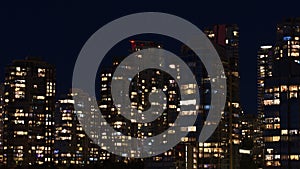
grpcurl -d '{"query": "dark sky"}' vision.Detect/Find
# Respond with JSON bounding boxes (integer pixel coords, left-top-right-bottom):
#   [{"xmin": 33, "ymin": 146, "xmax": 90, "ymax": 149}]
[{"xmin": 0, "ymin": 1, "xmax": 299, "ymax": 114}]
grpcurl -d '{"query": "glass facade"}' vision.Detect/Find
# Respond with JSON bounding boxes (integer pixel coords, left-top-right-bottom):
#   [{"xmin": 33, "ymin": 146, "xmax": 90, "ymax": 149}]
[{"xmin": 261, "ymin": 18, "xmax": 300, "ymax": 169}]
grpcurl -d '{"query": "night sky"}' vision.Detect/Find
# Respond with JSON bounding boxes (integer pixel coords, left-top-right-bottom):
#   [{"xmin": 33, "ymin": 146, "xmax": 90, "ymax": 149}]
[{"xmin": 0, "ymin": 1, "xmax": 300, "ymax": 115}]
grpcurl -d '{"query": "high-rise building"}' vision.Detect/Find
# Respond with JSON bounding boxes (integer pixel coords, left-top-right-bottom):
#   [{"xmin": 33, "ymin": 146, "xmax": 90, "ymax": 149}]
[
  {"xmin": 2, "ymin": 57, "xmax": 56, "ymax": 167},
  {"xmin": 54, "ymin": 93, "xmax": 88, "ymax": 166},
  {"xmin": 260, "ymin": 18, "xmax": 300, "ymax": 169},
  {"xmin": 99, "ymin": 40, "xmax": 199, "ymax": 169},
  {"xmin": 102, "ymin": 24, "xmax": 242, "ymax": 169},
  {"xmin": 258, "ymin": 45, "xmax": 273, "ymax": 114},
  {"xmin": 99, "ymin": 28, "xmax": 241, "ymax": 169},
  {"xmin": 257, "ymin": 45, "xmax": 273, "ymax": 168},
  {"xmin": 54, "ymin": 91, "xmax": 110, "ymax": 166},
  {"xmin": 197, "ymin": 24, "xmax": 241, "ymax": 169}
]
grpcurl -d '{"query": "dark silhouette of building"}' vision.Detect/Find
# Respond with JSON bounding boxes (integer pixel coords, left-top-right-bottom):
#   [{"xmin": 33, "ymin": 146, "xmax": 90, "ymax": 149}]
[{"xmin": 196, "ymin": 24, "xmax": 241, "ymax": 169}]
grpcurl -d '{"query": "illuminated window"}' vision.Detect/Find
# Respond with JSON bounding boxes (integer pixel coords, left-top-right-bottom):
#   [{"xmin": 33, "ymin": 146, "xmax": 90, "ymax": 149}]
[
  {"xmin": 264, "ymin": 136, "xmax": 280, "ymax": 142},
  {"xmin": 274, "ymin": 99, "xmax": 280, "ymax": 104},
  {"xmin": 265, "ymin": 124, "xmax": 273, "ymax": 129},
  {"xmin": 281, "ymin": 130, "xmax": 288, "ymax": 135},
  {"xmin": 233, "ymin": 31, "xmax": 238, "ymax": 36},
  {"xmin": 267, "ymin": 149, "xmax": 273, "ymax": 154},
  {"xmin": 15, "ymin": 91, "xmax": 25, "ymax": 99},
  {"xmin": 37, "ymin": 96, "xmax": 45, "ymax": 100},
  {"xmin": 289, "ymin": 130, "xmax": 298, "ymax": 135},
  {"xmin": 289, "ymin": 92, "xmax": 298, "ymax": 98},
  {"xmin": 273, "ymin": 136, "xmax": 280, "ymax": 141},
  {"xmin": 208, "ymin": 33, "xmax": 215, "ymax": 38},
  {"xmin": 265, "ymin": 155, "xmax": 273, "ymax": 160},
  {"xmin": 265, "ymin": 88, "xmax": 273, "ymax": 93},
  {"xmin": 274, "ymin": 124, "xmax": 280, "ymax": 129},
  {"xmin": 15, "ymin": 131, "xmax": 28, "ymax": 135},
  {"xmin": 38, "ymin": 68, "xmax": 46, "ymax": 77},
  {"xmin": 289, "ymin": 85, "xmax": 298, "ymax": 91},
  {"xmin": 264, "ymin": 100, "xmax": 280, "ymax": 105},
  {"xmin": 274, "ymin": 155, "xmax": 280, "ymax": 159},
  {"xmin": 281, "ymin": 85, "xmax": 288, "ymax": 92},
  {"xmin": 290, "ymin": 155, "xmax": 299, "ymax": 160},
  {"xmin": 16, "ymin": 67, "xmax": 21, "ymax": 71}
]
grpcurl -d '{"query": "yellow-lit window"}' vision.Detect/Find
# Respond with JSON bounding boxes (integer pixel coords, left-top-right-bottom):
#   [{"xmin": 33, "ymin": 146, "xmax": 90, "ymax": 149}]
[
  {"xmin": 15, "ymin": 131, "xmax": 28, "ymax": 135},
  {"xmin": 289, "ymin": 92, "xmax": 298, "ymax": 98},
  {"xmin": 281, "ymin": 85, "xmax": 288, "ymax": 92},
  {"xmin": 281, "ymin": 130, "xmax": 288, "ymax": 135},
  {"xmin": 265, "ymin": 155, "xmax": 273, "ymax": 160},
  {"xmin": 290, "ymin": 155, "xmax": 299, "ymax": 160},
  {"xmin": 273, "ymin": 136, "xmax": 280, "ymax": 142},
  {"xmin": 274, "ymin": 124, "xmax": 280, "ymax": 129},
  {"xmin": 264, "ymin": 100, "xmax": 274, "ymax": 105},
  {"xmin": 265, "ymin": 124, "xmax": 273, "ymax": 129},
  {"xmin": 265, "ymin": 88, "xmax": 273, "ymax": 93},
  {"xmin": 37, "ymin": 96, "xmax": 45, "ymax": 100}
]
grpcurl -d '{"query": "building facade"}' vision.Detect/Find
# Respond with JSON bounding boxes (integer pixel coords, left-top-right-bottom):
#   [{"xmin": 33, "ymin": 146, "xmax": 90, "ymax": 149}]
[
  {"xmin": 198, "ymin": 24, "xmax": 241, "ymax": 169},
  {"xmin": 98, "ymin": 24, "xmax": 242, "ymax": 168},
  {"xmin": 98, "ymin": 40, "xmax": 200, "ymax": 169},
  {"xmin": 260, "ymin": 18, "xmax": 300, "ymax": 169},
  {"xmin": 2, "ymin": 57, "xmax": 56, "ymax": 167},
  {"xmin": 239, "ymin": 113, "xmax": 262, "ymax": 169},
  {"xmin": 54, "ymin": 91, "xmax": 110, "ymax": 166}
]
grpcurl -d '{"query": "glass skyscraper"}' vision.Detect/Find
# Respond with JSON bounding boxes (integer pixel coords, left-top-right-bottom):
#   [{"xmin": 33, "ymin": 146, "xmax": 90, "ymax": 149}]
[{"xmin": 260, "ymin": 18, "xmax": 300, "ymax": 169}]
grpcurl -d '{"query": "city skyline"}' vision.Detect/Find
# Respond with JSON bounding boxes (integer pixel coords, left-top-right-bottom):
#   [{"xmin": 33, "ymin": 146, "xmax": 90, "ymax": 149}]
[
  {"xmin": 0, "ymin": 17, "xmax": 294, "ymax": 116},
  {"xmin": 2, "ymin": 2, "xmax": 300, "ymax": 169},
  {"xmin": 1, "ymin": 16, "xmax": 300, "ymax": 169},
  {"xmin": 0, "ymin": 22, "xmax": 241, "ymax": 168},
  {"xmin": 1, "ymin": 1, "xmax": 300, "ymax": 115}
]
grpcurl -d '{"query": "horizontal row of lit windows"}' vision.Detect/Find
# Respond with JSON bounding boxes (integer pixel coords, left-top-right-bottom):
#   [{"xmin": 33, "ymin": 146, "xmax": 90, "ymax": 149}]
[
  {"xmin": 265, "ymin": 123, "xmax": 280, "ymax": 129},
  {"xmin": 264, "ymin": 99, "xmax": 280, "ymax": 105},
  {"xmin": 264, "ymin": 136, "xmax": 280, "ymax": 142},
  {"xmin": 281, "ymin": 129, "xmax": 299, "ymax": 135},
  {"xmin": 199, "ymin": 148, "xmax": 223, "ymax": 153},
  {"xmin": 265, "ymin": 161, "xmax": 280, "ymax": 166},
  {"xmin": 265, "ymin": 155, "xmax": 300, "ymax": 162},
  {"xmin": 265, "ymin": 85, "xmax": 299, "ymax": 93},
  {"xmin": 265, "ymin": 117, "xmax": 280, "ymax": 123}
]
